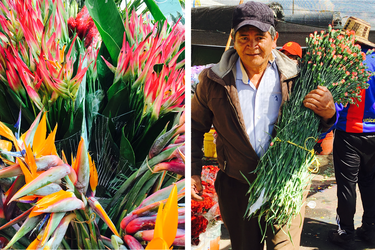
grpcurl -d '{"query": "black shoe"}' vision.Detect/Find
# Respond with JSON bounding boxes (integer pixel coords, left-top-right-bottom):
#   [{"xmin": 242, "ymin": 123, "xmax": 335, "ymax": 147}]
[
  {"xmin": 357, "ymin": 224, "xmax": 375, "ymax": 244},
  {"xmin": 328, "ymin": 229, "xmax": 355, "ymax": 250}
]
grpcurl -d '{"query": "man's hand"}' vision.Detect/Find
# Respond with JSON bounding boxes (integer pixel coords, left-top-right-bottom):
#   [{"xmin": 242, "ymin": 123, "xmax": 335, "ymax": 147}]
[
  {"xmin": 303, "ymin": 86, "xmax": 336, "ymax": 122},
  {"xmin": 191, "ymin": 175, "xmax": 204, "ymax": 202}
]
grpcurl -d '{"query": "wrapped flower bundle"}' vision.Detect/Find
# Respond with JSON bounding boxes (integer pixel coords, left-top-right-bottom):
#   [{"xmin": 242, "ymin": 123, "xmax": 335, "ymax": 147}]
[{"xmin": 245, "ymin": 25, "xmax": 374, "ymax": 237}]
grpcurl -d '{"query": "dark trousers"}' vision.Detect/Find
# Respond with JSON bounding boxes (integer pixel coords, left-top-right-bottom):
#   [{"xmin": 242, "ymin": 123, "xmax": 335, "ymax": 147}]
[
  {"xmin": 215, "ymin": 170, "xmax": 307, "ymax": 250},
  {"xmin": 333, "ymin": 130, "xmax": 375, "ymax": 235}
]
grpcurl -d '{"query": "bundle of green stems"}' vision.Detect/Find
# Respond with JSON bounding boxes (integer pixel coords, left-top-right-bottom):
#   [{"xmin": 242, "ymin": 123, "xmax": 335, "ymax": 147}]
[{"xmin": 245, "ymin": 25, "xmax": 373, "ymax": 239}]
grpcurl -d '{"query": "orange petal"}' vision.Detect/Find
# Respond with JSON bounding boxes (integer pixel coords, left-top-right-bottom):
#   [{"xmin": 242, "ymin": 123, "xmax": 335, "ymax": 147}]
[
  {"xmin": 161, "ymin": 184, "xmax": 178, "ymax": 247},
  {"xmin": 154, "ymin": 203, "xmax": 164, "ymax": 239},
  {"xmin": 18, "ymin": 195, "xmax": 39, "ymax": 202},
  {"xmin": 18, "ymin": 159, "xmax": 33, "ymax": 184},
  {"xmin": 30, "ymin": 190, "xmax": 74, "ymax": 217},
  {"xmin": 145, "ymin": 237, "xmax": 169, "ymax": 250},
  {"xmin": 0, "ymin": 140, "xmax": 12, "ymax": 151},
  {"xmin": 21, "ymin": 111, "xmax": 42, "ymax": 148},
  {"xmin": 24, "ymin": 144, "xmax": 37, "ymax": 178},
  {"xmin": 36, "ymin": 124, "xmax": 58, "ymax": 158},
  {"xmin": 88, "ymin": 153, "xmax": 98, "ymax": 192},
  {"xmin": 27, "ymin": 237, "xmax": 41, "ymax": 250},
  {"xmin": 0, "ymin": 121, "xmax": 19, "ymax": 151},
  {"xmin": 32, "ymin": 112, "xmax": 47, "ymax": 155},
  {"xmin": 61, "ymin": 150, "xmax": 68, "ymax": 164}
]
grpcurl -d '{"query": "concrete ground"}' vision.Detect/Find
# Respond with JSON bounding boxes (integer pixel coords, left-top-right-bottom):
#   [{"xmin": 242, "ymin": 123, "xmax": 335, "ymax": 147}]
[{"xmin": 218, "ymin": 154, "xmax": 375, "ymax": 250}]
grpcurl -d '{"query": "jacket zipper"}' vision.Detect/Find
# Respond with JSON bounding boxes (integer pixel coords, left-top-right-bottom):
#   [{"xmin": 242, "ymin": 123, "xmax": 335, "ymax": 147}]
[{"xmin": 224, "ymin": 90, "xmax": 253, "ymax": 170}]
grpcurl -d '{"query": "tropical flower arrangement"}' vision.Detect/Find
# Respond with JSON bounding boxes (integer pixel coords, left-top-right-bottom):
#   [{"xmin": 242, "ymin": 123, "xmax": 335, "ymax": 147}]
[
  {"xmin": 245, "ymin": 25, "xmax": 374, "ymax": 238},
  {"xmin": 0, "ymin": 112, "xmax": 121, "ymax": 249},
  {"xmin": 191, "ymin": 165, "xmax": 221, "ymax": 246},
  {"xmin": 0, "ymin": 0, "xmax": 185, "ymax": 248}
]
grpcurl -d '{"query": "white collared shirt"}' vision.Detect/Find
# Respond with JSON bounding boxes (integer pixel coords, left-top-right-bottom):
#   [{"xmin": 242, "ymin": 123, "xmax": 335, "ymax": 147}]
[{"xmin": 235, "ymin": 53, "xmax": 282, "ymax": 157}]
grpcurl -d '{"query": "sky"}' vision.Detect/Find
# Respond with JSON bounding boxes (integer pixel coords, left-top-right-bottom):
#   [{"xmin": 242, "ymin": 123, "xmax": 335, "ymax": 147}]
[{"xmin": 195, "ymin": 0, "xmax": 375, "ymax": 30}]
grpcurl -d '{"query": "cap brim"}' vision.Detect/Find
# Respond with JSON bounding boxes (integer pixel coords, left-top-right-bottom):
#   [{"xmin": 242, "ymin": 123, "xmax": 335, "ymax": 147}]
[
  {"xmin": 234, "ymin": 20, "xmax": 271, "ymax": 34},
  {"xmin": 356, "ymin": 36, "xmax": 375, "ymax": 48},
  {"xmin": 280, "ymin": 47, "xmax": 302, "ymax": 58},
  {"xmin": 340, "ymin": 30, "xmax": 375, "ymax": 48}
]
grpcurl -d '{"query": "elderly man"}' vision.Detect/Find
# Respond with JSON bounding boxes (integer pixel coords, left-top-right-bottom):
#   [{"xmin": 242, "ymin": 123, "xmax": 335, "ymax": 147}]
[{"xmin": 191, "ymin": 1, "xmax": 336, "ymax": 249}]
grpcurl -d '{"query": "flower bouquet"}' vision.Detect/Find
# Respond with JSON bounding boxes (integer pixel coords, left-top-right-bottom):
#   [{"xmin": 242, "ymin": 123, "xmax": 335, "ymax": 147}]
[
  {"xmin": 245, "ymin": 25, "xmax": 374, "ymax": 238},
  {"xmin": 191, "ymin": 165, "xmax": 221, "ymax": 246}
]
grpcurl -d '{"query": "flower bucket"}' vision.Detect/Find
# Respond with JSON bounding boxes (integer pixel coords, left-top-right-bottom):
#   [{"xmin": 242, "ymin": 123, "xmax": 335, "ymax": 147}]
[
  {"xmin": 316, "ymin": 131, "xmax": 334, "ymax": 155},
  {"xmin": 205, "ymin": 222, "xmax": 221, "ymax": 250},
  {"xmin": 204, "ymin": 128, "xmax": 217, "ymax": 158},
  {"xmin": 192, "ymin": 222, "xmax": 222, "ymax": 250}
]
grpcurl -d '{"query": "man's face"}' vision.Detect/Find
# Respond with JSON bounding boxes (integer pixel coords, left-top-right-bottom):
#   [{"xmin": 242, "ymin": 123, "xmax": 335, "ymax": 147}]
[{"xmin": 233, "ymin": 26, "xmax": 278, "ymax": 71}]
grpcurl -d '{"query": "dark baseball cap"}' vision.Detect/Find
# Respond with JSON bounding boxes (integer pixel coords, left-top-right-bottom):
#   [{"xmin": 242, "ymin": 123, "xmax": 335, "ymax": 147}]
[{"xmin": 232, "ymin": 1, "xmax": 275, "ymax": 34}]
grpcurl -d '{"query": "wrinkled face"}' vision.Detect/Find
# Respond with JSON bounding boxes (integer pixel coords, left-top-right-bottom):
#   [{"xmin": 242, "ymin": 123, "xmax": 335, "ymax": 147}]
[{"xmin": 233, "ymin": 26, "xmax": 278, "ymax": 71}]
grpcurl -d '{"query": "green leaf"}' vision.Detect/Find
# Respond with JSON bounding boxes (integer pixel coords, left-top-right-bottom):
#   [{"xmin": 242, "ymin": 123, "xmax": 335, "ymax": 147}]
[
  {"xmin": 143, "ymin": 0, "xmax": 166, "ymax": 22},
  {"xmin": 119, "ymin": 127, "xmax": 136, "ymax": 167},
  {"xmin": 85, "ymin": 0, "xmax": 125, "ymax": 65},
  {"xmin": 153, "ymin": 64, "xmax": 164, "ymax": 74},
  {"xmin": 102, "ymin": 86, "xmax": 130, "ymax": 118},
  {"xmin": 132, "ymin": 112, "xmax": 176, "ymax": 162},
  {"xmin": 105, "ymin": 145, "xmax": 178, "ymax": 211},
  {"xmin": 96, "ymin": 45, "xmax": 115, "ymax": 97}
]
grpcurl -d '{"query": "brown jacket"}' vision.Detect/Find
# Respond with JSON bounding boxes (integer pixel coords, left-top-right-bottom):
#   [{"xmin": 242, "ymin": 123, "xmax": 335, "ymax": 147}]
[{"xmin": 191, "ymin": 48, "xmax": 333, "ymax": 184}]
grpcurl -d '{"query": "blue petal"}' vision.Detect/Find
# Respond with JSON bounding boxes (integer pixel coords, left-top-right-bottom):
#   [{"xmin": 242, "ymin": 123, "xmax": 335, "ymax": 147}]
[
  {"xmin": 0, "ymin": 150, "xmax": 24, "ymax": 157},
  {"xmin": 14, "ymin": 109, "xmax": 22, "ymax": 140}
]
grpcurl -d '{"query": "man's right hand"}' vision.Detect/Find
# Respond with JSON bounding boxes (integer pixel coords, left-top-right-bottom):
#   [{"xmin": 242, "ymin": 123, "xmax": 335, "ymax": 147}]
[{"xmin": 191, "ymin": 175, "xmax": 204, "ymax": 202}]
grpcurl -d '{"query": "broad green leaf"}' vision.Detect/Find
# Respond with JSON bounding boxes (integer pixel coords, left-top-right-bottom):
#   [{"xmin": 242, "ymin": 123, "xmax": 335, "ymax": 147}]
[
  {"xmin": 143, "ymin": 0, "xmax": 166, "ymax": 22},
  {"xmin": 85, "ymin": 0, "xmax": 125, "ymax": 65},
  {"xmin": 120, "ymin": 127, "xmax": 136, "ymax": 167},
  {"xmin": 96, "ymin": 45, "xmax": 115, "ymax": 97},
  {"xmin": 132, "ymin": 112, "xmax": 176, "ymax": 162}
]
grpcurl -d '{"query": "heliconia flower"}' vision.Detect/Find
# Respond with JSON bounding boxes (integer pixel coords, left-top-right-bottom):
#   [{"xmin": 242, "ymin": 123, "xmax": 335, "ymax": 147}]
[
  {"xmin": 138, "ymin": 179, "xmax": 185, "ymax": 209},
  {"xmin": 29, "ymin": 190, "xmax": 83, "ymax": 218},
  {"xmin": 124, "ymin": 235, "xmax": 145, "ymax": 250},
  {"xmin": 153, "ymin": 158, "xmax": 185, "ymax": 176},
  {"xmin": 87, "ymin": 196, "xmax": 120, "ymax": 237},
  {"xmin": 5, "ymin": 59, "xmax": 23, "ymax": 94}
]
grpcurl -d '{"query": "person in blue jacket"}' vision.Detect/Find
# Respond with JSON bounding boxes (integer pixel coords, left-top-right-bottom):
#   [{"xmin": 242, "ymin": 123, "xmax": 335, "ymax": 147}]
[{"xmin": 329, "ymin": 16, "xmax": 375, "ymax": 250}]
